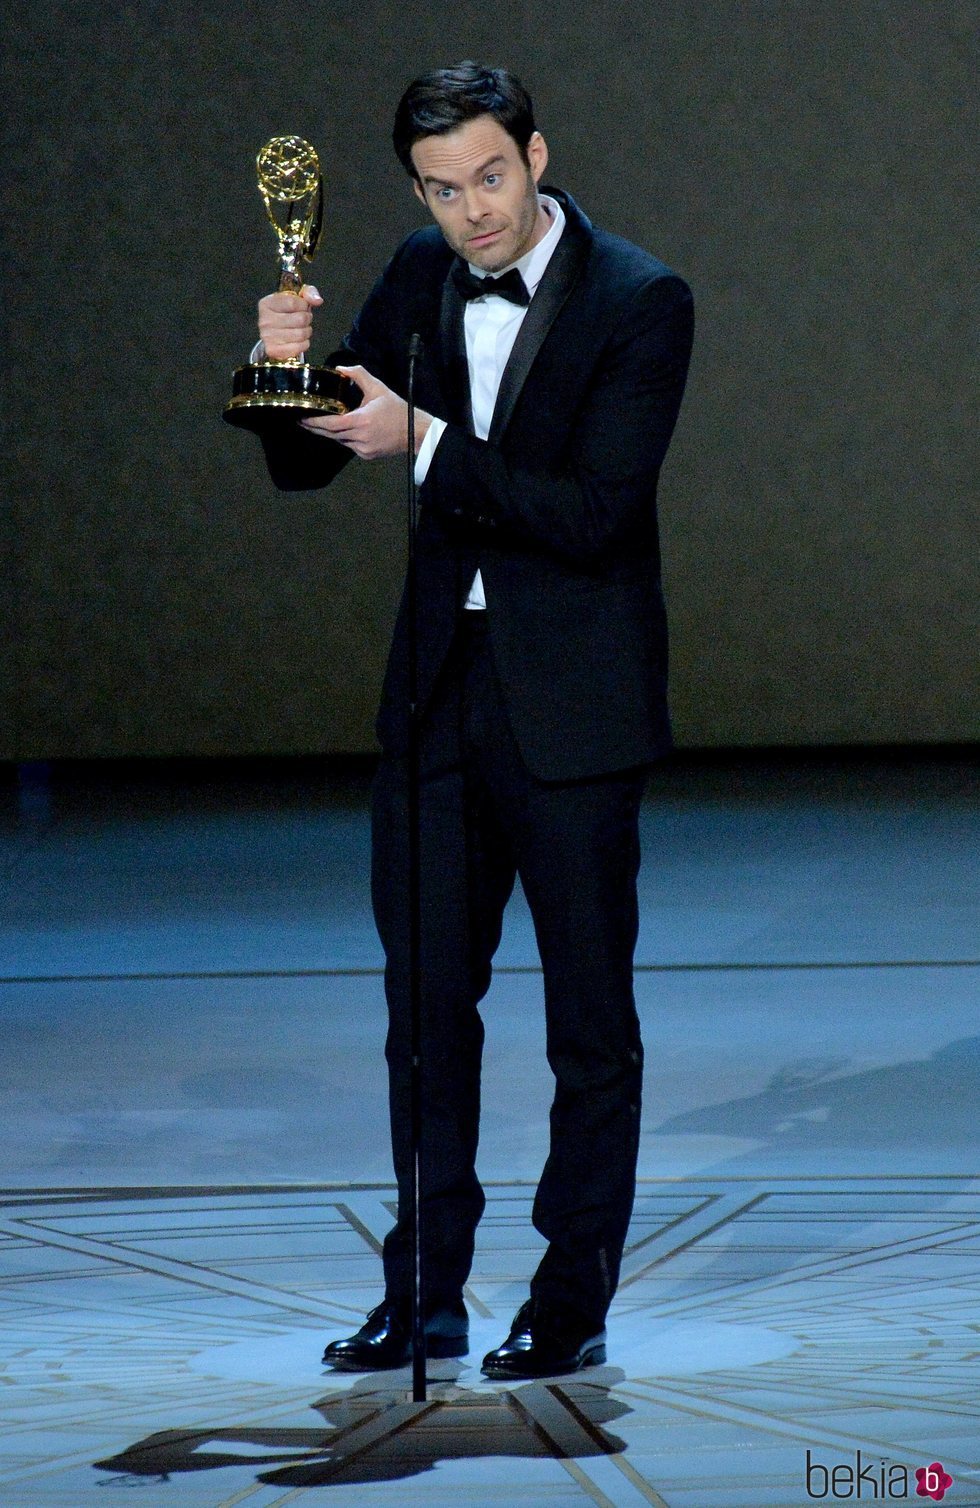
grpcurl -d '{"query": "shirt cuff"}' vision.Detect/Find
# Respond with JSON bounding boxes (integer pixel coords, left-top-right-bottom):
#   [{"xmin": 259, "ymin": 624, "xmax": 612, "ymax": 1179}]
[
  {"xmin": 249, "ymin": 339, "xmax": 265, "ymax": 363},
  {"xmin": 414, "ymin": 416, "xmax": 447, "ymax": 485}
]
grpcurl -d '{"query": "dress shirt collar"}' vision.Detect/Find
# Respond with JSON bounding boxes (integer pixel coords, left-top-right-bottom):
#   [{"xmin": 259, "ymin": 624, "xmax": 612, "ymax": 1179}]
[{"xmin": 465, "ymin": 194, "xmax": 566, "ymax": 296}]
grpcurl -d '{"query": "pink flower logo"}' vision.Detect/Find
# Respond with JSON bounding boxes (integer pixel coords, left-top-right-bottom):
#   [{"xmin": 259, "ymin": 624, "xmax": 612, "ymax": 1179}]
[{"xmin": 916, "ymin": 1461, "xmax": 953, "ymax": 1500}]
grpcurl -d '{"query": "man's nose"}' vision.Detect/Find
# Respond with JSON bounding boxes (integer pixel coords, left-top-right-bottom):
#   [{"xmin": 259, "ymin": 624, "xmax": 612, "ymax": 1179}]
[{"xmin": 463, "ymin": 189, "xmax": 490, "ymax": 221}]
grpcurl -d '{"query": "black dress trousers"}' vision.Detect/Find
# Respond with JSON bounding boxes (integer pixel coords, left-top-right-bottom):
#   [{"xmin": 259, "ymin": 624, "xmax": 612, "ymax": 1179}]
[{"xmin": 371, "ymin": 610, "xmax": 647, "ymax": 1330}]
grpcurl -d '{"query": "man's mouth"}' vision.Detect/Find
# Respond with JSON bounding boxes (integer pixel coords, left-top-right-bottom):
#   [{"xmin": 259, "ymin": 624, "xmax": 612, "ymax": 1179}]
[{"xmin": 468, "ymin": 229, "xmax": 504, "ymax": 247}]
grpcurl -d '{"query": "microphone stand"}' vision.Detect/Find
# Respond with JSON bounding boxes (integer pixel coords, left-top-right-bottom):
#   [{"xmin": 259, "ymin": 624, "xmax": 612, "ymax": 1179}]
[{"xmin": 406, "ymin": 333, "xmax": 426, "ymax": 1404}]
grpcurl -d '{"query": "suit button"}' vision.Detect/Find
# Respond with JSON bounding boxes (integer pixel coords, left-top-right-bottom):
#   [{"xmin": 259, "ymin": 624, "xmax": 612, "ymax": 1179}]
[{"xmin": 452, "ymin": 506, "xmax": 464, "ymax": 517}]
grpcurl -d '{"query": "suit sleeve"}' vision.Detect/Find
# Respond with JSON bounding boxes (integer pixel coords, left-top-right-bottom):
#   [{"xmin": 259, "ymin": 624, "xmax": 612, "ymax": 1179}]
[{"xmin": 423, "ymin": 273, "xmax": 694, "ymax": 565}]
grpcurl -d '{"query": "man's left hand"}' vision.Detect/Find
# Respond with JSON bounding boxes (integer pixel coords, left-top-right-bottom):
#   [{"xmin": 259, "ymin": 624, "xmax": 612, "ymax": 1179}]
[{"xmin": 300, "ymin": 365, "xmax": 431, "ymax": 459}]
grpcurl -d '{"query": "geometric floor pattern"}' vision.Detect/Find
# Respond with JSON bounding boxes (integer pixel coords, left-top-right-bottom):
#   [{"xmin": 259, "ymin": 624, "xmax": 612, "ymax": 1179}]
[
  {"xmin": 3, "ymin": 751, "xmax": 978, "ymax": 1503},
  {"xmin": 3, "ymin": 1179, "xmax": 979, "ymax": 1506}
]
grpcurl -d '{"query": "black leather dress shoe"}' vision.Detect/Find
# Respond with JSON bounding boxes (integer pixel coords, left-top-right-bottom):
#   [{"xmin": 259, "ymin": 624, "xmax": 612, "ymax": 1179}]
[
  {"xmin": 322, "ymin": 1298, "xmax": 468, "ymax": 1370},
  {"xmin": 481, "ymin": 1299, "xmax": 606, "ymax": 1379}
]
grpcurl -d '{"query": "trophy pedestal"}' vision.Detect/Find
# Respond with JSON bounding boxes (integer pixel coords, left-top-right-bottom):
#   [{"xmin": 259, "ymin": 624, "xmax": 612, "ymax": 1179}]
[{"xmin": 224, "ymin": 360, "xmax": 361, "ymax": 431}]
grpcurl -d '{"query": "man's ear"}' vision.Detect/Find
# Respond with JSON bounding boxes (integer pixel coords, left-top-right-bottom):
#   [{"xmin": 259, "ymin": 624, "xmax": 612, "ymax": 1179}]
[
  {"xmin": 527, "ymin": 131, "xmax": 549, "ymax": 185},
  {"xmin": 412, "ymin": 178, "xmax": 427, "ymax": 206}
]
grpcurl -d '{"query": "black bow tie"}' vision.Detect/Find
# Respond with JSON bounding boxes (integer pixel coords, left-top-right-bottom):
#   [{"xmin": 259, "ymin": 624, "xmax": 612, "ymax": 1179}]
[{"xmin": 452, "ymin": 263, "xmax": 530, "ymax": 307}]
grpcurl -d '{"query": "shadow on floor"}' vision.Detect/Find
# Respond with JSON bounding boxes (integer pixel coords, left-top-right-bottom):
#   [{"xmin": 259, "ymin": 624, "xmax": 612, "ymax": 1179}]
[
  {"xmin": 94, "ymin": 1367, "xmax": 630, "ymax": 1487},
  {"xmin": 658, "ymin": 1035, "xmax": 980, "ymax": 1149}
]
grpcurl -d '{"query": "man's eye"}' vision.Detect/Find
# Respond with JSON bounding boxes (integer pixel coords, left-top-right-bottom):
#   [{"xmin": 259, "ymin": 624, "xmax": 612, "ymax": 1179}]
[
  {"xmin": 485, "ymin": 174, "xmax": 500, "ymax": 186},
  {"xmin": 437, "ymin": 187, "xmax": 456, "ymax": 201}
]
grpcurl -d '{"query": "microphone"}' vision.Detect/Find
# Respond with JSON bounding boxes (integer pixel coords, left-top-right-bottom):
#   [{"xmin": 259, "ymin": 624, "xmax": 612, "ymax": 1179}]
[
  {"xmin": 407, "ymin": 332, "xmax": 423, "ymax": 543},
  {"xmin": 407, "ymin": 333, "xmax": 423, "ymax": 476},
  {"xmin": 405, "ymin": 326, "xmax": 427, "ymax": 1402}
]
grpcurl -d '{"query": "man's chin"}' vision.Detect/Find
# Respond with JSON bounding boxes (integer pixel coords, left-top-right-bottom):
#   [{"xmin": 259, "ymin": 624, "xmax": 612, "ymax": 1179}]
[{"xmin": 463, "ymin": 232, "xmax": 510, "ymax": 268}]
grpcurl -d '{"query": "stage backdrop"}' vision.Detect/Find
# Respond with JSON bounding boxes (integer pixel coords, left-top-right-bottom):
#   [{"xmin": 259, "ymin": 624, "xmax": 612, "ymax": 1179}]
[{"xmin": 3, "ymin": 1, "xmax": 976, "ymax": 758}]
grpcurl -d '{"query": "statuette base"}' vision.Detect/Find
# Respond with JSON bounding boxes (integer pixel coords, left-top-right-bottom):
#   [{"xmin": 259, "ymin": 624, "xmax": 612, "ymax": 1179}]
[{"xmin": 223, "ymin": 361, "xmax": 361, "ymax": 431}]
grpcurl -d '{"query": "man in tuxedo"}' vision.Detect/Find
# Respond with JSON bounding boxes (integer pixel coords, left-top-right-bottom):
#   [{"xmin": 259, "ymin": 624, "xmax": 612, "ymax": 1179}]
[{"xmin": 255, "ymin": 62, "xmax": 693, "ymax": 1378}]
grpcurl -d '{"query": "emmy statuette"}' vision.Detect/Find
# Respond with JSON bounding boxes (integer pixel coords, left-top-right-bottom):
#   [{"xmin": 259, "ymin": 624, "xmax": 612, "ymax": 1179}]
[{"xmin": 224, "ymin": 136, "xmax": 360, "ymax": 431}]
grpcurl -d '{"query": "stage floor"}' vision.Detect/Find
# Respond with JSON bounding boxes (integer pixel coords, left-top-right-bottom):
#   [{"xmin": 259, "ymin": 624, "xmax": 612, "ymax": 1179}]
[{"xmin": 1, "ymin": 752, "xmax": 978, "ymax": 1505}]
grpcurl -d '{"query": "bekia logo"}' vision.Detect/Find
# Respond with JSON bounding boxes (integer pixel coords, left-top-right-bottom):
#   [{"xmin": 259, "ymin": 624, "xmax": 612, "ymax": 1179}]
[
  {"xmin": 805, "ymin": 1450, "xmax": 953, "ymax": 1499},
  {"xmin": 915, "ymin": 1463, "xmax": 954, "ymax": 1502}
]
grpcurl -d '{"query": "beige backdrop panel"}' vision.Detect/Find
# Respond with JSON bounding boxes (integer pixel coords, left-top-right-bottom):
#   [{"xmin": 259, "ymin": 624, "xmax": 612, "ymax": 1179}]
[{"xmin": 4, "ymin": 1, "xmax": 976, "ymax": 758}]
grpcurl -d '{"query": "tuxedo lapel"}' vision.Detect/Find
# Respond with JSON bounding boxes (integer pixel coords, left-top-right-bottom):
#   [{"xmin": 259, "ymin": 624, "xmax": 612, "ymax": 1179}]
[
  {"xmin": 488, "ymin": 191, "xmax": 592, "ymax": 444},
  {"xmin": 438, "ymin": 271, "xmax": 475, "ymax": 433},
  {"xmin": 434, "ymin": 190, "xmax": 592, "ymax": 442}
]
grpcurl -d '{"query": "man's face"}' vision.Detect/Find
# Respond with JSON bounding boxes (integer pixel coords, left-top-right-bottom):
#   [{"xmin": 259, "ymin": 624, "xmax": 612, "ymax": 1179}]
[{"xmin": 411, "ymin": 115, "xmax": 549, "ymax": 273}]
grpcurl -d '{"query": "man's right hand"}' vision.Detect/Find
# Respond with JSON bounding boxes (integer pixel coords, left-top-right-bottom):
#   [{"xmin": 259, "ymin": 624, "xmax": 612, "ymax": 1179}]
[{"xmin": 256, "ymin": 284, "xmax": 323, "ymax": 360}]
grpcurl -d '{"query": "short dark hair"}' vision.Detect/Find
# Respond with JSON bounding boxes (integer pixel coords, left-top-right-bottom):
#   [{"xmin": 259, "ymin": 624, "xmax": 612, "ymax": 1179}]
[{"xmin": 392, "ymin": 61, "xmax": 535, "ymax": 181}]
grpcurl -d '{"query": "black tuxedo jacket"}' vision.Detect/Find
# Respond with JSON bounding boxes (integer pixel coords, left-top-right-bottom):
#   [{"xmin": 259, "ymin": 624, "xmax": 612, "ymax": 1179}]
[{"xmin": 262, "ymin": 189, "xmax": 694, "ymax": 781}]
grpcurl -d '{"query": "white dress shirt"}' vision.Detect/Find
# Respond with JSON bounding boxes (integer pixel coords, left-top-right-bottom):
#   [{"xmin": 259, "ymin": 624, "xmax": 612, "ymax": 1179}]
[{"xmin": 415, "ymin": 194, "xmax": 566, "ymax": 609}]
